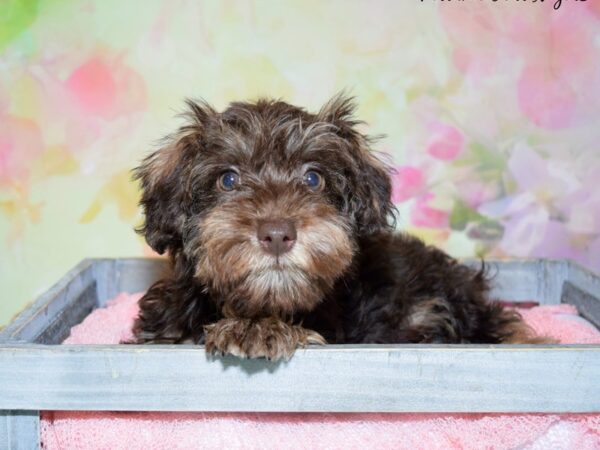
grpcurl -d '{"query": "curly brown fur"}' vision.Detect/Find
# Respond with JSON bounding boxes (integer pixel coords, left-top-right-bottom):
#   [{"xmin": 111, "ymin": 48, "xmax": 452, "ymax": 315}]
[
  {"xmin": 130, "ymin": 94, "xmax": 549, "ymax": 359},
  {"xmin": 204, "ymin": 318, "xmax": 326, "ymax": 361}
]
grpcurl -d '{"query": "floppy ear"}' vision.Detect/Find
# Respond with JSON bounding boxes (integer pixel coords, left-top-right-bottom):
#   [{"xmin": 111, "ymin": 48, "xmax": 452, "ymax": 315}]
[
  {"xmin": 319, "ymin": 93, "xmax": 395, "ymax": 235},
  {"xmin": 350, "ymin": 149, "xmax": 395, "ymax": 235},
  {"xmin": 134, "ymin": 99, "xmax": 215, "ymax": 254}
]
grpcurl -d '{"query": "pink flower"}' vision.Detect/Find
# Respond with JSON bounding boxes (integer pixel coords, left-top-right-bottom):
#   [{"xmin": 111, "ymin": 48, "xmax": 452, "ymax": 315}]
[
  {"xmin": 391, "ymin": 166, "xmax": 425, "ymax": 203},
  {"xmin": 426, "ymin": 123, "xmax": 465, "ymax": 161},
  {"xmin": 517, "ymin": 64, "xmax": 577, "ymax": 130},
  {"xmin": 66, "ymin": 58, "xmax": 118, "ymax": 117},
  {"xmin": 411, "ymin": 194, "xmax": 449, "ymax": 229},
  {"xmin": 0, "ymin": 116, "xmax": 43, "ymax": 185},
  {"xmin": 455, "ymin": 179, "xmax": 499, "ymax": 209},
  {"xmin": 588, "ymin": 1, "xmax": 600, "ymax": 19},
  {"xmin": 66, "ymin": 55, "xmax": 146, "ymax": 121}
]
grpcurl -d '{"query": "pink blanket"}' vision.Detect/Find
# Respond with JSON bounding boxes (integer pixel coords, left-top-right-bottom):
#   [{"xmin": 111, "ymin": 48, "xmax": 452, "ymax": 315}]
[{"xmin": 41, "ymin": 293, "xmax": 600, "ymax": 449}]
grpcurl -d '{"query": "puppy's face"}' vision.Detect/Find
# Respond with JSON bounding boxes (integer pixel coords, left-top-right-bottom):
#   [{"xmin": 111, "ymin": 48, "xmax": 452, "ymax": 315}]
[{"xmin": 136, "ymin": 95, "xmax": 394, "ymax": 318}]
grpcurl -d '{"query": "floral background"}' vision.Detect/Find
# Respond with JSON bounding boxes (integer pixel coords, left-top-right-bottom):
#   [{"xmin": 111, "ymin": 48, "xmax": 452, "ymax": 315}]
[{"xmin": 1, "ymin": 0, "xmax": 599, "ymax": 325}]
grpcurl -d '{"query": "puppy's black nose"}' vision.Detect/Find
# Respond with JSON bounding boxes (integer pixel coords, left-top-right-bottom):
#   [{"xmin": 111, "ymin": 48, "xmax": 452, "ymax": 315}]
[{"xmin": 257, "ymin": 220, "xmax": 297, "ymax": 256}]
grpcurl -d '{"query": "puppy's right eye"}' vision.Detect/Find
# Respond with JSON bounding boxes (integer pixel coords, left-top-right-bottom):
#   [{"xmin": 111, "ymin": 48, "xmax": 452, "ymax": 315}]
[
  {"xmin": 218, "ymin": 171, "xmax": 240, "ymax": 191},
  {"xmin": 303, "ymin": 170, "xmax": 323, "ymax": 191}
]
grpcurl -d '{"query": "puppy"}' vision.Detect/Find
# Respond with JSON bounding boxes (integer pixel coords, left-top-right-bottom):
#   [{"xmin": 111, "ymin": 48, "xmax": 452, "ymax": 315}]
[{"xmin": 131, "ymin": 94, "xmax": 547, "ymax": 360}]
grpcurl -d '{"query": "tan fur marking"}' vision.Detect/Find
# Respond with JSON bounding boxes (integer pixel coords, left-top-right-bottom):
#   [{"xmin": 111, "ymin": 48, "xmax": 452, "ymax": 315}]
[
  {"xmin": 142, "ymin": 130, "xmax": 198, "ymax": 188},
  {"xmin": 405, "ymin": 297, "xmax": 460, "ymax": 342},
  {"xmin": 501, "ymin": 321, "xmax": 558, "ymax": 344},
  {"xmin": 194, "ymin": 192, "xmax": 355, "ymax": 318}
]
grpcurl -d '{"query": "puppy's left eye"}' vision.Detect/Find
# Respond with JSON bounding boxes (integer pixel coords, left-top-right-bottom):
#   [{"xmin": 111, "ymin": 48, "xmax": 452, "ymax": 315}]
[
  {"xmin": 219, "ymin": 171, "xmax": 240, "ymax": 191},
  {"xmin": 303, "ymin": 170, "xmax": 323, "ymax": 191}
]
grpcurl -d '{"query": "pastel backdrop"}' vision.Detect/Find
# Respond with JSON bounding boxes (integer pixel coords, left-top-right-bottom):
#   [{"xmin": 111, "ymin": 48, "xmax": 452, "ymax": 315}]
[{"xmin": 1, "ymin": 0, "xmax": 599, "ymax": 325}]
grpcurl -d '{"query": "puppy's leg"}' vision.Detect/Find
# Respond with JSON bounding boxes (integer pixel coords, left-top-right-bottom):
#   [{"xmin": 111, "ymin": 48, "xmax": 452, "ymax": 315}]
[
  {"xmin": 204, "ymin": 317, "xmax": 326, "ymax": 360},
  {"xmin": 403, "ymin": 297, "xmax": 462, "ymax": 343},
  {"xmin": 131, "ymin": 281, "xmax": 184, "ymax": 344},
  {"xmin": 401, "ymin": 297, "xmax": 556, "ymax": 344},
  {"xmin": 130, "ymin": 278, "xmax": 216, "ymax": 344}
]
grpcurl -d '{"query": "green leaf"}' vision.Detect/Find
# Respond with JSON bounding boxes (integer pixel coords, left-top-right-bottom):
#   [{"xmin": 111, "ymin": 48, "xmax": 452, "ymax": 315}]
[
  {"xmin": 0, "ymin": 0, "xmax": 39, "ymax": 53},
  {"xmin": 449, "ymin": 199, "xmax": 486, "ymax": 231}
]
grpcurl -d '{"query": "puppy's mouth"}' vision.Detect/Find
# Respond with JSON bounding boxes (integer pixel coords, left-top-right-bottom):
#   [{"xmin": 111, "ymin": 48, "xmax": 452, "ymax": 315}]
[
  {"xmin": 258, "ymin": 249, "xmax": 298, "ymax": 268},
  {"xmin": 247, "ymin": 244, "xmax": 307, "ymax": 276},
  {"xmin": 265, "ymin": 260, "xmax": 291, "ymax": 270},
  {"xmin": 254, "ymin": 260, "xmax": 306, "ymax": 277}
]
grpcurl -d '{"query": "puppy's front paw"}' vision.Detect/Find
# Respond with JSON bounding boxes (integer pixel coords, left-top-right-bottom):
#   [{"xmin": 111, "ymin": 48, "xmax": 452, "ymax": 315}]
[{"xmin": 204, "ymin": 317, "xmax": 325, "ymax": 361}]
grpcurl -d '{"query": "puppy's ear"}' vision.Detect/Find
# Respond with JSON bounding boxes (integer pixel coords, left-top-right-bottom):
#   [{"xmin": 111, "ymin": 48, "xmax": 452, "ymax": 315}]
[
  {"xmin": 319, "ymin": 94, "xmax": 395, "ymax": 235},
  {"xmin": 350, "ymin": 149, "xmax": 395, "ymax": 235},
  {"xmin": 134, "ymin": 99, "xmax": 215, "ymax": 254}
]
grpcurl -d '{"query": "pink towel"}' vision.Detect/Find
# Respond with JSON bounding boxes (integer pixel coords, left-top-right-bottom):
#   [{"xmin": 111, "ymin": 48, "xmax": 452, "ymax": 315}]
[{"xmin": 41, "ymin": 293, "xmax": 600, "ymax": 450}]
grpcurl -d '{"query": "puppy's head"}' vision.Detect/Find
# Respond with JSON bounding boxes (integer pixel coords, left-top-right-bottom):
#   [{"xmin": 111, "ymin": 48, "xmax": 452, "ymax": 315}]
[{"xmin": 135, "ymin": 94, "xmax": 394, "ymax": 317}]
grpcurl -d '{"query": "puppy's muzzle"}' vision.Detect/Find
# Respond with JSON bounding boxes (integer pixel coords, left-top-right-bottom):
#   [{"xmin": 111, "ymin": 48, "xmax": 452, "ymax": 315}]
[{"xmin": 257, "ymin": 220, "xmax": 296, "ymax": 256}]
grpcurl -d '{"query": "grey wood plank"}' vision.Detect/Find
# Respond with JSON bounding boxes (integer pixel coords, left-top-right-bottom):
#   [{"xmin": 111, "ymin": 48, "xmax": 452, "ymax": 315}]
[
  {"xmin": 91, "ymin": 259, "xmax": 117, "ymax": 307},
  {"xmin": 0, "ymin": 410, "xmax": 39, "ymax": 450},
  {"xmin": 0, "ymin": 345, "xmax": 599, "ymax": 413},
  {"xmin": 114, "ymin": 258, "xmax": 168, "ymax": 299},
  {"xmin": 33, "ymin": 283, "xmax": 98, "ymax": 345},
  {"xmin": 563, "ymin": 281, "xmax": 600, "ymax": 328},
  {"xmin": 0, "ymin": 260, "xmax": 96, "ymax": 344},
  {"xmin": 485, "ymin": 260, "xmax": 548, "ymax": 303},
  {"xmin": 461, "ymin": 259, "xmax": 568, "ymax": 305},
  {"xmin": 567, "ymin": 260, "xmax": 600, "ymax": 303},
  {"xmin": 541, "ymin": 260, "xmax": 570, "ymax": 306}
]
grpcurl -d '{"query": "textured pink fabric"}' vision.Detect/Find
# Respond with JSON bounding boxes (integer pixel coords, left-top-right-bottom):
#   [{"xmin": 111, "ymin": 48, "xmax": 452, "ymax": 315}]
[{"xmin": 41, "ymin": 293, "xmax": 600, "ymax": 450}]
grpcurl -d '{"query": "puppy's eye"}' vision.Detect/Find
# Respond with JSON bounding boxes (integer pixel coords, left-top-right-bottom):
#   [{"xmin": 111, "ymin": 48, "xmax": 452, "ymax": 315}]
[
  {"xmin": 303, "ymin": 170, "xmax": 323, "ymax": 191},
  {"xmin": 218, "ymin": 171, "xmax": 240, "ymax": 191}
]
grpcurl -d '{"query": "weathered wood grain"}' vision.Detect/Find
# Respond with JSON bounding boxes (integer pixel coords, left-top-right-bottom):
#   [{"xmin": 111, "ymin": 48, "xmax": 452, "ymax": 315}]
[
  {"xmin": 0, "ymin": 410, "xmax": 39, "ymax": 450},
  {"xmin": 0, "ymin": 260, "xmax": 97, "ymax": 344},
  {"xmin": 563, "ymin": 281, "xmax": 600, "ymax": 330},
  {"xmin": 0, "ymin": 344, "xmax": 598, "ymax": 413}
]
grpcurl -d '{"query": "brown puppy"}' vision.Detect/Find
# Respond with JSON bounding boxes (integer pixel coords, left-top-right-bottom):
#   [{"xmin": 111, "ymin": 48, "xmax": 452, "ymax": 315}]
[{"xmin": 131, "ymin": 94, "xmax": 547, "ymax": 360}]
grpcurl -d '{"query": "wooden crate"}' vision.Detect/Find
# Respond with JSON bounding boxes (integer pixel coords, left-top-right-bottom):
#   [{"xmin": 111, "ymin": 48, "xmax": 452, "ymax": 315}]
[{"xmin": 1, "ymin": 258, "xmax": 599, "ymax": 449}]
